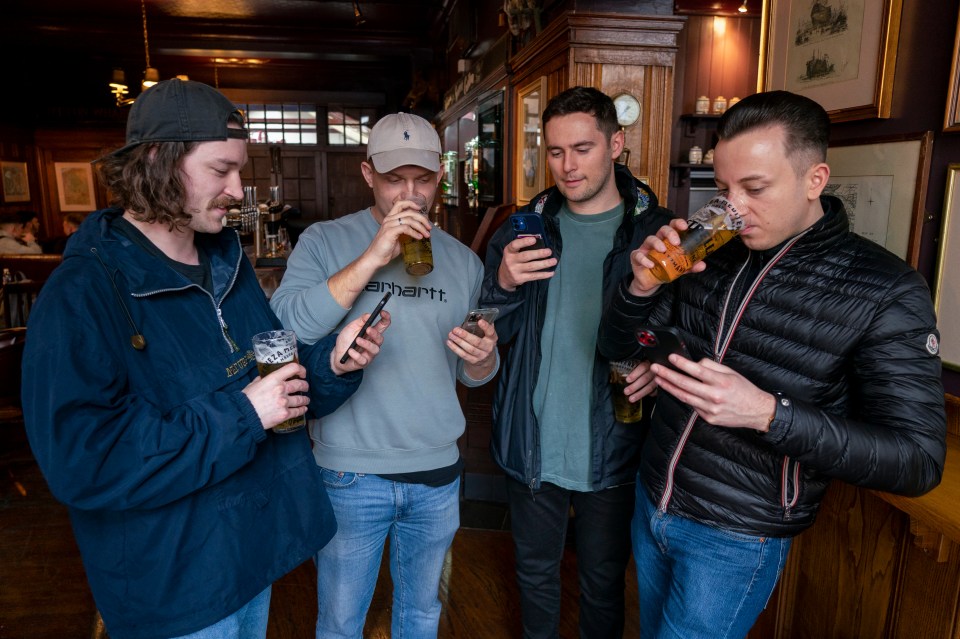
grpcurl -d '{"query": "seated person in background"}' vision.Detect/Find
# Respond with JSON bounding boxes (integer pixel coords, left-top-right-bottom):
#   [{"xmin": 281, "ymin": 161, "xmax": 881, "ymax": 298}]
[
  {"xmin": 16, "ymin": 210, "xmax": 43, "ymax": 252},
  {"xmin": 0, "ymin": 210, "xmax": 42, "ymax": 254},
  {"xmin": 44, "ymin": 211, "xmax": 87, "ymax": 253}
]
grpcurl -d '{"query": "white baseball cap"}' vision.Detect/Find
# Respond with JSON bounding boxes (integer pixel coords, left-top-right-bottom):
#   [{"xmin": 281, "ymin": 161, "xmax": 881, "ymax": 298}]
[{"xmin": 366, "ymin": 113, "xmax": 441, "ymax": 173}]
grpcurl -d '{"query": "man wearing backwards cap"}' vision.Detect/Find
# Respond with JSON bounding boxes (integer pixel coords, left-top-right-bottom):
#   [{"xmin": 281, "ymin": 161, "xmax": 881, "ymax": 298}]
[
  {"xmin": 271, "ymin": 112, "xmax": 499, "ymax": 638},
  {"xmin": 21, "ymin": 78, "xmax": 389, "ymax": 639}
]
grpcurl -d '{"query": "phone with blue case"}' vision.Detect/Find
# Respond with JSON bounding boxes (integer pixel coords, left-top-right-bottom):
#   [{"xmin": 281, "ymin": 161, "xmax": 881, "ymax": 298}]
[{"xmin": 509, "ymin": 213, "xmax": 549, "ymax": 251}]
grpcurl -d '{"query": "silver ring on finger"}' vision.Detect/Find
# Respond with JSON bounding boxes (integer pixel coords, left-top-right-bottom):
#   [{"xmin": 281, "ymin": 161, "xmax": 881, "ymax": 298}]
[{"xmin": 398, "ymin": 217, "xmax": 404, "ymax": 226}]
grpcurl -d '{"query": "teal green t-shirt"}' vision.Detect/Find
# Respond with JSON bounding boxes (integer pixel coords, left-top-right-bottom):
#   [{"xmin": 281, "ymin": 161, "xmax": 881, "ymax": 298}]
[{"xmin": 533, "ymin": 201, "xmax": 623, "ymax": 491}]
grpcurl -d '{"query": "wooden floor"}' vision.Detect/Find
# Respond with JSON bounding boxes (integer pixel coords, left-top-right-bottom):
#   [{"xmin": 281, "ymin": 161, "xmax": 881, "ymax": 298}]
[{"xmin": 0, "ymin": 429, "xmax": 639, "ymax": 639}]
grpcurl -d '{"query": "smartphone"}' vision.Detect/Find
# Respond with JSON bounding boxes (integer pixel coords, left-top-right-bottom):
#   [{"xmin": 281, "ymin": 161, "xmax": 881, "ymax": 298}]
[
  {"xmin": 460, "ymin": 308, "xmax": 499, "ymax": 337},
  {"xmin": 339, "ymin": 292, "xmax": 391, "ymax": 364},
  {"xmin": 509, "ymin": 213, "xmax": 549, "ymax": 251},
  {"xmin": 634, "ymin": 326, "xmax": 692, "ymax": 371}
]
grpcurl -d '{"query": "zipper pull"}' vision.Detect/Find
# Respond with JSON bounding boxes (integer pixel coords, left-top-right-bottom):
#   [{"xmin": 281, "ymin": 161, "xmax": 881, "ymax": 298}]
[{"xmin": 217, "ymin": 308, "xmax": 239, "ymax": 352}]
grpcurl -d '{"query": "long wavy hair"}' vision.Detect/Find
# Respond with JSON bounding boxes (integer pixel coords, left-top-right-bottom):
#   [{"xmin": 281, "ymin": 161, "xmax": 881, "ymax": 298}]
[{"xmin": 95, "ymin": 141, "xmax": 199, "ymax": 231}]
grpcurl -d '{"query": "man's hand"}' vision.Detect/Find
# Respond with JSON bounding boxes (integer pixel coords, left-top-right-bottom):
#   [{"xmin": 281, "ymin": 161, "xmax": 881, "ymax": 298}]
[
  {"xmin": 364, "ymin": 198, "xmax": 433, "ymax": 269},
  {"xmin": 650, "ymin": 355, "xmax": 777, "ymax": 432},
  {"xmin": 627, "ymin": 219, "xmax": 707, "ymax": 296},
  {"xmin": 243, "ymin": 362, "xmax": 310, "ymax": 431},
  {"xmin": 448, "ymin": 318, "xmax": 498, "ymax": 380},
  {"xmin": 622, "ymin": 360, "xmax": 657, "ymax": 404},
  {"xmin": 497, "ymin": 236, "xmax": 557, "ymax": 292},
  {"xmin": 331, "ymin": 310, "xmax": 391, "ymax": 374}
]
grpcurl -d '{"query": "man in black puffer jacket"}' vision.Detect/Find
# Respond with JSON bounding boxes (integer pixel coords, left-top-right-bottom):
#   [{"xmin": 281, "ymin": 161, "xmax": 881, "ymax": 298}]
[{"xmin": 598, "ymin": 90, "xmax": 946, "ymax": 639}]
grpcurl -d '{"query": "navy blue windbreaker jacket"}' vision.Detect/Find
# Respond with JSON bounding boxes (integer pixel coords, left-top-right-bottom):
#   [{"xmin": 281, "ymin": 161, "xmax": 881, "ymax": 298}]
[{"xmin": 21, "ymin": 208, "xmax": 360, "ymax": 639}]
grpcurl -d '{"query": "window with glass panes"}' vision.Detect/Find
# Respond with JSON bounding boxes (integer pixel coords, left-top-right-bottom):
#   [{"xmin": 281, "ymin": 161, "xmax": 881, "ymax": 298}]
[
  {"xmin": 238, "ymin": 103, "xmax": 319, "ymax": 144},
  {"xmin": 327, "ymin": 106, "xmax": 376, "ymax": 146},
  {"xmin": 235, "ymin": 103, "xmax": 376, "ymax": 146}
]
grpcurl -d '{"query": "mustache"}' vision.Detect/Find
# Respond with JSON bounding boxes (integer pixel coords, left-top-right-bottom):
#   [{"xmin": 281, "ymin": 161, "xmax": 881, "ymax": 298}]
[{"xmin": 212, "ymin": 197, "xmax": 240, "ymax": 210}]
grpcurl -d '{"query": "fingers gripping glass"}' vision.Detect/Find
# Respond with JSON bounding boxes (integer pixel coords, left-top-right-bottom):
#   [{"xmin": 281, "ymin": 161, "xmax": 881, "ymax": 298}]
[{"xmin": 339, "ymin": 292, "xmax": 391, "ymax": 364}]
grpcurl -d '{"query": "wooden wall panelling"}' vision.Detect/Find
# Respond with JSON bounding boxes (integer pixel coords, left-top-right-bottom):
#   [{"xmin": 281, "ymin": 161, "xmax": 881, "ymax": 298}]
[
  {"xmin": 567, "ymin": 14, "xmax": 685, "ymax": 204},
  {"xmin": 33, "ymin": 129, "xmax": 123, "ymax": 241},
  {"xmin": 679, "ymin": 14, "xmax": 762, "ymax": 114},
  {"xmin": 324, "ymin": 151, "xmax": 369, "ymax": 220}
]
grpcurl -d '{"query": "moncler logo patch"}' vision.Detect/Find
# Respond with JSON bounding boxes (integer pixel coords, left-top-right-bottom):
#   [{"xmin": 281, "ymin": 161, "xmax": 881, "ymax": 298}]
[{"xmin": 926, "ymin": 334, "xmax": 939, "ymax": 356}]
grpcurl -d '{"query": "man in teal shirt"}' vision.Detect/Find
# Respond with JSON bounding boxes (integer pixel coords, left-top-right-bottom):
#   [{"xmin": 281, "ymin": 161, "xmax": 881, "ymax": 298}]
[{"xmin": 480, "ymin": 86, "xmax": 675, "ymax": 638}]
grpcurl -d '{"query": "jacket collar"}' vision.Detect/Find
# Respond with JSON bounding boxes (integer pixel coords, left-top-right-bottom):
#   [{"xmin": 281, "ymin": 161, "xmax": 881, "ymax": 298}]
[
  {"xmin": 68, "ymin": 207, "xmax": 243, "ymax": 299},
  {"xmin": 531, "ymin": 163, "xmax": 659, "ymax": 228}
]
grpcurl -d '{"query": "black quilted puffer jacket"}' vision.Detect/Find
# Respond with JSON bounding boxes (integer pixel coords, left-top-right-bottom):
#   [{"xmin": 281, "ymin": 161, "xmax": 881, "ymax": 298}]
[{"xmin": 598, "ymin": 196, "xmax": 946, "ymax": 537}]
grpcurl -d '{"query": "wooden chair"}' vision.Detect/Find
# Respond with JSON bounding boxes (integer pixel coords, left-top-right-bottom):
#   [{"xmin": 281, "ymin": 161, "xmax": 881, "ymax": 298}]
[{"xmin": 1, "ymin": 280, "xmax": 45, "ymax": 328}]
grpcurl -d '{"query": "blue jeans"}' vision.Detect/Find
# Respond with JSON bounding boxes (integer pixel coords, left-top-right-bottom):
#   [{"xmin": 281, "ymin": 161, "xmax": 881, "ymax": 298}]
[
  {"xmin": 633, "ymin": 488, "xmax": 791, "ymax": 639},
  {"xmin": 169, "ymin": 587, "xmax": 271, "ymax": 639},
  {"xmin": 315, "ymin": 469, "xmax": 460, "ymax": 639}
]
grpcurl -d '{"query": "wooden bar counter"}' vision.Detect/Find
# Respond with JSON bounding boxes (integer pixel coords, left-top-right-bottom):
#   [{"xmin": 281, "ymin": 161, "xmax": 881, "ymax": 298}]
[{"xmin": 748, "ymin": 395, "xmax": 960, "ymax": 639}]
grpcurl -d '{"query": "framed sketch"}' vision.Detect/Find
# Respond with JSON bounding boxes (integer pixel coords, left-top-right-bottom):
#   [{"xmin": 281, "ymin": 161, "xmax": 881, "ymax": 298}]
[
  {"xmin": 516, "ymin": 76, "xmax": 547, "ymax": 205},
  {"xmin": 945, "ymin": 10, "xmax": 960, "ymax": 132},
  {"xmin": 934, "ymin": 165, "xmax": 960, "ymax": 370},
  {"xmin": 0, "ymin": 161, "xmax": 30, "ymax": 203},
  {"xmin": 823, "ymin": 131, "xmax": 932, "ymax": 267},
  {"xmin": 760, "ymin": 0, "xmax": 902, "ymax": 122},
  {"xmin": 55, "ymin": 162, "xmax": 97, "ymax": 212}
]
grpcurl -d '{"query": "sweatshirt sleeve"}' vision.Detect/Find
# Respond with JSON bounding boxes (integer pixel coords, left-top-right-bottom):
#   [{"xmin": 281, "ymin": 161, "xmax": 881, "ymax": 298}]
[{"xmin": 270, "ymin": 225, "xmax": 351, "ymax": 345}]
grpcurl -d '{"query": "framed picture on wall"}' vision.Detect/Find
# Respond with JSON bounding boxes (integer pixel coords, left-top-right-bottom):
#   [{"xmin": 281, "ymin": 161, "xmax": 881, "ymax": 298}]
[
  {"xmin": 0, "ymin": 161, "xmax": 30, "ymax": 203},
  {"xmin": 54, "ymin": 162, "xmax": 97, "ymax": 212},
  {"xmin": 945, "ymin": 9, "xmax": 960, "ymax": 132},
  {"xmin": 934, "ymin": 164, "xmax": 960, "ymax": 371},
  {"xmin": 760, "ymin": 0, "xmax": 902, "ymax": 122},
  {"xmin": 515, "ymin": 76, "xmax": 547, "ymax": 205},
  {"xmin": 823, "ymin": 131, "xmax": 932, "ymax": 268}
]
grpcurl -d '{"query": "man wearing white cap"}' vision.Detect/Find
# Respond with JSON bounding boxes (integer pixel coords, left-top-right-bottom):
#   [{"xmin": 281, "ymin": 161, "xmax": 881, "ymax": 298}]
[{"xmin": 271, "ymin": 112, "xmax": 499, "ymax": 638}]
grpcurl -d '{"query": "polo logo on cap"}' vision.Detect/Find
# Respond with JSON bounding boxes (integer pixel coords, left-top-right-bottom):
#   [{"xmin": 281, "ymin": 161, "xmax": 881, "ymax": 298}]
[{"xmin": 404, "ymin": 130, "xmax": 410, "ymax": 141}]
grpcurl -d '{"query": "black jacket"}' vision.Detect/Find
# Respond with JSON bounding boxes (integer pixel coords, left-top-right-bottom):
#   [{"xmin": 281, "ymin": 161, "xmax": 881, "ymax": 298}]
[
  {"xmin": 480, "ymin": 164, "xmax": 675, "ymax": 489},
  {"xmin": 598, "ymin": 196, "xmax": 946, "ymax": 536}
]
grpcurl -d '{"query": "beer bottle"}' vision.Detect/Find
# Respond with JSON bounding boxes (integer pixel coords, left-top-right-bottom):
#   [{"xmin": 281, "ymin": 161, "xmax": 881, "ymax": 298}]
[{"xmin": 648, "ymin": 196, "xmax": 745, "ymax": 283}]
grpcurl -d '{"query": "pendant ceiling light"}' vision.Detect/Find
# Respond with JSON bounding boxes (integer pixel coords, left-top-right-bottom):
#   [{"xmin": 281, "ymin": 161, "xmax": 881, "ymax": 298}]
[
  {"xmin": 140, "ymin": 0, "xmax": 159, "ymax": 90},
  {"xmin": 738, "ymin": 0, "xmax": 748, "ymax": 13}
]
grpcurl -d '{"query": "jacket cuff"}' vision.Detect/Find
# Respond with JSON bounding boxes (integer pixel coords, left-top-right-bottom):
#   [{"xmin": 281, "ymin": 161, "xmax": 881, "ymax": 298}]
[
  {"xmin": 233, "ymin": 391, "xmax": 269, "ymax": 444},
  {"xmin": 761, "ymin": 392, "xmax": 793, "ymax": 445}
]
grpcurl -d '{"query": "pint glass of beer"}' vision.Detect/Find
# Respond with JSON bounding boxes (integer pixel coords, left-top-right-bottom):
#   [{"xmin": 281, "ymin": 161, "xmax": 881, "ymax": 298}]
[
  {"xmin": 397, "ymin": 192, "xmax": 434, "ymax": 276},
  {"xmin": 251, "ymin": 329, "xmax": 306, "ymax": 434},
  {"xmin": 609, "ymin": 360, "xmax": 643, "ymax": 424}
]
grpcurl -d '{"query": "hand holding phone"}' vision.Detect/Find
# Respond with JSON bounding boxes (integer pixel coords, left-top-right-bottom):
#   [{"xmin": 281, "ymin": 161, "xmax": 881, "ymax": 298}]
[
  {"xmin": 460, "ymin": 308, "xmax": 499, "ymax": 337},
  {"xmin": 634, "ymin": 326, "xmax": 692, "ymax": 372},
  {"xmin": 339, "ymin": 292, "xmax": 391, "ymax": 364}
]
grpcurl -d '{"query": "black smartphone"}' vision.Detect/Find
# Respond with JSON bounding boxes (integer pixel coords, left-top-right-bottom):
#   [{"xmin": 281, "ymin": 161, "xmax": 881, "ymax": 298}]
[
  {"xmin": 339, "ymin": 292, "xmax": 391, "ymax": 364},
  {"xmin": 634, "ymin": 326, "xmax": 692, "ymax": 371},
  {"xmin": 460, "ymin": 308, "xmax": 499, "ymax": 337},
  {"xmin": 509, "ymin": 213, "xmax": 550, "ymax": 251}
]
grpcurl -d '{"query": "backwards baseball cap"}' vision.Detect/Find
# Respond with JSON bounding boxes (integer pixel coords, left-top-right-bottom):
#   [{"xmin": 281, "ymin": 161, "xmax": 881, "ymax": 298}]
[
  {"xmin": 107, "ymin": 78, "xmax": 247, "ymax": 157},
  {"xmin": 366, "ymin": 113, "xmax": 441, "ymax": 173}
]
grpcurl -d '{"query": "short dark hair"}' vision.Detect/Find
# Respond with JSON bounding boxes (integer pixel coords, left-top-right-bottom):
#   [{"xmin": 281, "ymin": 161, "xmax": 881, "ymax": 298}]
[
  {"xmin": 542, "ymin": 86, "xmax": 620, "ymax": 140},
  {"xmin": 62, "ymin": 211, "xmax": 87, "ymax": 227},
  {"xmin": 95, "ymin": 141, "xmax": 201, "ymax": 231},
  {"xmin": 717, "ymin": 90, "xmax": 830, "ymax": 175}
]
